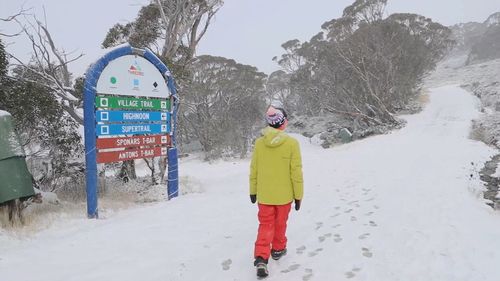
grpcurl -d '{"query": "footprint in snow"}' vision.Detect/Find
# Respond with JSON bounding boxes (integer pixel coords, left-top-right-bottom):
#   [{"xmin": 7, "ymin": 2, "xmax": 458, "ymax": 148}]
[
  {"xmin": 344, "ymin": 208, "xmax": 353, "ymax": 213},
  {"xmin": 369, "ymin": 221, "xmax": 378, "ymax": 227},
  {"xmin": 281, "ymin": 264, "xmax": 301, "ymax": 273},
  {"xmin": 221, "ymin": 259, "xmax": 232, "ymax": 271},
  {"xmin": 362, "ymin": 248, "xmax": 373, "ymax": 258},
  {"xmin": 351, "ymin": 216, "xmax": 357, "ymax": 222},
  {"xmin": 296, "ymin": 245, "xmax": 306, "ymax": 255},
  {"xmin": 330, "ymin": 213, "xmax": 340, "ymax": 218},
  {"xmin": 345, "ymin": 267, "xmax": 362, "ymax": 279},
  {"xmin": 178, "ymin": 263, "xmax": 186, "ymax": 276},
  {"xmin": 332, "ymin": 224, "xmax": 342, "ymax": 229},
  {"xmin": 303, "ymin": 268, "xmax": 314, "ymax": 281},
  {"xmin": 358, "ymin": 233, "xmax": 370, "ymax": 240},
  {"xmin": 373, "ymin": 205, "xmax": 380, "ymax": 209},
  {"xmin": 365, "ymin": 211, "xmax": 374, "ymax": 216},
  {"xmin": 315, "ymin": 222, "xmax": 323, "ymax": 230},
  {"xmin": 345, "ymin": 271, "xmax": 355, "ymax": 279},
  {"xmin": 318, "ymin": 233, "xmax": 332, "ymax": 243},
  {"xmin": 334, "ymin": 234, "xmax": 343, "ymax": 243},
  {"xmin": 307, "ymin": 248, "xmax": 323, "ymax": 257},
  {"xmin": 334, "ymin": 206, "xmax": 341, "ymax": 210}
]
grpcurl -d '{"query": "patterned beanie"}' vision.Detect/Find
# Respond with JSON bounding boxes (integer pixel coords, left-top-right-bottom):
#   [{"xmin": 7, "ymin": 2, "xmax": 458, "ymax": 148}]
[{"xmin": 266, "ymin": 106, "xmax": 288, "ymax": 128}]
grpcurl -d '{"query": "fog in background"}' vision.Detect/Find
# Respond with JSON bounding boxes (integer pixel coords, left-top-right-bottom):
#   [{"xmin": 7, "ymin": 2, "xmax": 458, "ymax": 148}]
[{"xmin": 1, "ymin": 0, "xmax": 499, "ymax": 75}]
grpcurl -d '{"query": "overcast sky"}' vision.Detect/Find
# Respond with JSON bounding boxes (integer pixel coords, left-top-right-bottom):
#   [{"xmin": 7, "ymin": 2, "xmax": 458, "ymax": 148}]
[{"xmin": 1, "ymin": 0, "xmax": 499, "ymax": 76}]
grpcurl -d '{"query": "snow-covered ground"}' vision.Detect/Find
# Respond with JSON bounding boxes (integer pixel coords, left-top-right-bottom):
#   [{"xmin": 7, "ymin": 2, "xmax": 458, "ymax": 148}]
[
  {"xmin": 1, "ymin": 85, "xmax": 500, "ymax": 281},
  {"xmin": 425, "ymin": 55, "xmax": 500, "ymax": 109}
]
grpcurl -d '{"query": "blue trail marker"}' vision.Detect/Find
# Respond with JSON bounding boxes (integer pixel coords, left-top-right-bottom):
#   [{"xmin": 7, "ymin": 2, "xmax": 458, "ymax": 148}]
[{"xmin": 96, "ymin": 110, "xmax": 169, "ymax": 122}]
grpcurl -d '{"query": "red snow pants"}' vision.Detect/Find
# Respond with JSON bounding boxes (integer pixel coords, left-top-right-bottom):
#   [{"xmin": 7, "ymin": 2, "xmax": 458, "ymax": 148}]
[{"xmin": 254, "ymin": 203, "xmax": 292, "ymax": 260}]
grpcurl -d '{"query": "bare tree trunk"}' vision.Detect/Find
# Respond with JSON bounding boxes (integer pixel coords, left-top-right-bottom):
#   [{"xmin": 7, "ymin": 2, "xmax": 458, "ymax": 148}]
[
  {"xmin": 143, "ymin": 158, "xmax": 158, "ymax": 185},
  {"xmin": 159, "ymin": 156, "xmax": 167, "ymax": 182},
  {"xmin": 119, "ymin": 160, "xmax": 136, "ymax": 182}
]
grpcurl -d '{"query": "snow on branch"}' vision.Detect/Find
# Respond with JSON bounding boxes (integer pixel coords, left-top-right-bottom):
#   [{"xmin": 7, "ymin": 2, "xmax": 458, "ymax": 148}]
[
  {"xmin": 7, "ymin": 12, "xmax": 84, "ymax": 124},
  {"xmin": 0, "ymin": 6, "xmax": 31, "ymax": 37}
]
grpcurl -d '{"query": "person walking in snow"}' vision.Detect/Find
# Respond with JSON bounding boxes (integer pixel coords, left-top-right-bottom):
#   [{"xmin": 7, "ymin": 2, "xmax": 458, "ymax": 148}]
[{"xmin": 249, "ymin": 106, "xmax": 304, "ymax": 278}]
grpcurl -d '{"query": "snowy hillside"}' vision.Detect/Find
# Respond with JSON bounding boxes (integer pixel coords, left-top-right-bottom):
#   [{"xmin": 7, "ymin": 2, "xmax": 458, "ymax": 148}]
[
  {"xmin": 450, "ymin": 11, "xmax": 500, "ymax": 63},
  {"xmin": 426, "ymin": 55, "xmax": 500, "ymax": 148},
  {"xmin": 485, "ymin": 12, "xmax": 500, "ymax": 27},
  {"xmin": 1, "ymin": 84, "xmax": 499, "ymax": 281}
]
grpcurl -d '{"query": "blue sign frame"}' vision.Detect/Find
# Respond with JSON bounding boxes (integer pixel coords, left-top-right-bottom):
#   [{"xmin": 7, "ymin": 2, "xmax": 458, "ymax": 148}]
[{"xmin": 83, "ymin": 45, "xmax": 179, "ymax": 218}]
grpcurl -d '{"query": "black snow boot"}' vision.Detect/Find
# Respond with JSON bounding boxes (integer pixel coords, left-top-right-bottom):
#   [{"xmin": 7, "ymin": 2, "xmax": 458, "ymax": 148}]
[
  {"xmin": 254, "ymin": 256, "xmax": 269, "ymax": 278},
  {"xmin": 271, "ymin": 248, "xmax": 287, "ymax": 260}
]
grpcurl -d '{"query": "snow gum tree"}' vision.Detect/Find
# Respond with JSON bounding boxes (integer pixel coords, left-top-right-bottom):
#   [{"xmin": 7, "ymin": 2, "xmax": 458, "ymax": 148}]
[
  {"xmin": 6, "ymin": 14, "xmax": 84, "ymax": 125},
  {"xmin": 182, "ymin": 55, "xmax": 266, "ymax": 160},
  {"xmin": 274, "ymin": 0, "xmax": 454, "ymax": 132},
  {"xmin": 0, "ymin": 40, "xmax": 6, "ymax": 75},
  {"xmin": 102, "ymin": 0, "xmax": 225, "ymax": 173},
  {"xmin": 103, "ymin": 0, "xmax": 223, "ymax": 65},
  {"xmin": 265, "ymin": 70, "xmax": 294, "ymax": 110},
  {"xmin": 0, "ymin": 38, "xmax": 83, "ymax": 193}
]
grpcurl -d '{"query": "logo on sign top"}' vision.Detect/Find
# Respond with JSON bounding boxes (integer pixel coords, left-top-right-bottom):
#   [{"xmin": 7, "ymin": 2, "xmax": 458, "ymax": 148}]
[
  {"xmin": 133, "ymin": 79, "xmax": 140, "ymax": 91},
  {"xmin": 152, "ymin": 81, "xmax": 159, "ymax": 92},
  {"xmin": 128, "ymin": 61, "xmax": 144, "ymax": 76},
  {"xmin": 110, "ymin": 77, "xmax": 117, "ymax": 84}
]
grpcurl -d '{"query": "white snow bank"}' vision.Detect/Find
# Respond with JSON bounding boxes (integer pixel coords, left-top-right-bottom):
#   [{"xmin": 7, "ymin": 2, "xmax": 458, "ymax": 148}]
[{"xmin": 0, "ymin": 110, "xmax": 11, "ymax": 117}]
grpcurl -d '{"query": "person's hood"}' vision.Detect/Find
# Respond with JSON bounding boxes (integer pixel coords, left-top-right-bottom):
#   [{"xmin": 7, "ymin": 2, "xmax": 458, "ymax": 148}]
[{"xmin": 261, "ymin": 127, "xmax": 289, "ymax": 148}]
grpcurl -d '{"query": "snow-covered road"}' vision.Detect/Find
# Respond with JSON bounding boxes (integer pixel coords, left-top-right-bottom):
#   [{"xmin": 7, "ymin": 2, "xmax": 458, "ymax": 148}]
[{"xmin": 2, "ymin": 85, "xmax": 500, "ymax": 281}]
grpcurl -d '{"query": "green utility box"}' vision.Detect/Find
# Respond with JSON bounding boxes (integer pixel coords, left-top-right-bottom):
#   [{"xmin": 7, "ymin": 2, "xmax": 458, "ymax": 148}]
[
  {"xmin": 0, "ymin": 110, "xmax": 35, "ymax": 204},
  {"xmin": 338, "ymin": 128, "xmax": 353, "ymax": 143}
]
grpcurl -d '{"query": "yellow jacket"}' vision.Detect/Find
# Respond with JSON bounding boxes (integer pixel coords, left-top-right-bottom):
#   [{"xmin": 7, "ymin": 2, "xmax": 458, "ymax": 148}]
[{"xmin": 250, "ymin": 127, "xmax": 304, "ymax": 205}]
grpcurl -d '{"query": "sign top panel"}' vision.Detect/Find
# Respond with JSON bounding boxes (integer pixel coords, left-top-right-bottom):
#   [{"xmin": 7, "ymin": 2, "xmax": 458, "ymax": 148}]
[{"xmin": 96, "ymin": 55, "xmax": 170, "ymax": 98}]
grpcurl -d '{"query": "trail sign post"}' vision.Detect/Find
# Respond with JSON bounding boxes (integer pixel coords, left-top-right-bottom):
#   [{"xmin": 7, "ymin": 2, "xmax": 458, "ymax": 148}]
[{"xmin": 83, "ymin": 45, "xmax": 179, "ymax": 218}]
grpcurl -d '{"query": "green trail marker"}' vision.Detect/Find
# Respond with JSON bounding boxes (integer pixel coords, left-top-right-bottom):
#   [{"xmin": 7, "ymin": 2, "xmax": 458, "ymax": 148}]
[{"xmin": 96, "ymin": 96, "xmax": 170, "ymax": 110}]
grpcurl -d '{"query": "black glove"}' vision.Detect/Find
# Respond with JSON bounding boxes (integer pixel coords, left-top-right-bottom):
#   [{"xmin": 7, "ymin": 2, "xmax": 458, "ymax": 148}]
[
  {"xmin": 294, "ymin": 199, "xmax": 301, "ymax": 211},
  {"xmin": 250, "ymin": 194, "xmax": 257, "ymax": 204}
]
